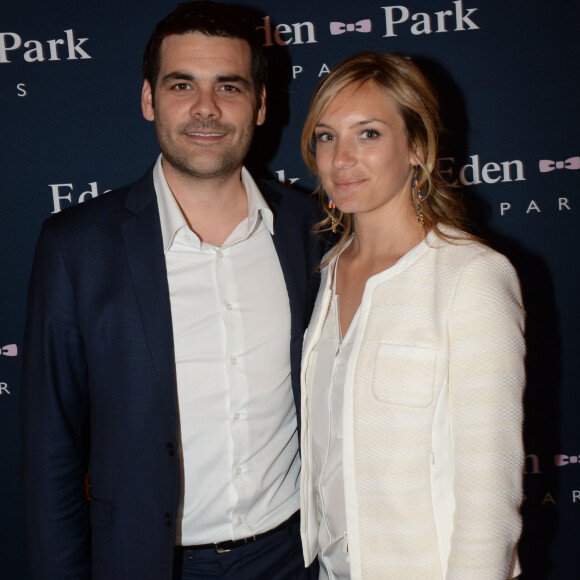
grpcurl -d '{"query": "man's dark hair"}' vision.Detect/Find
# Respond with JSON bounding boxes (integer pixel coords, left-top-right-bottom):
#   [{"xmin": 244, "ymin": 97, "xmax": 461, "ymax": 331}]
[{"xmin": 143, "ymin": 1, "xmax": 267, "ymax": 101}]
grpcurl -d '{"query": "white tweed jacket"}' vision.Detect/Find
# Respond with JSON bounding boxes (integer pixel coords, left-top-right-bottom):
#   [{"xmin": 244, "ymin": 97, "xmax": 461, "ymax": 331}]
[{"xmin": 300, "ymin": 228, "xmax": 525, "ymax": 579}]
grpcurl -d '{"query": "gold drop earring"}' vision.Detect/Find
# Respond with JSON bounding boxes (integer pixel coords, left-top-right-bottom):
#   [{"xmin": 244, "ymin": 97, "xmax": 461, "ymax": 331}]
[{"xmin": 412, "ymin": 169, "xmax": 425, "ymax": 227}]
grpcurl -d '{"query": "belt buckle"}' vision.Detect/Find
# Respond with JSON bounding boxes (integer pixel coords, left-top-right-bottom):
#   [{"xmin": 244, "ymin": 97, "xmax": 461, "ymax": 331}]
[{"xmin": 215, "ymin": 545, "xmax": 231, "ymax": 554}]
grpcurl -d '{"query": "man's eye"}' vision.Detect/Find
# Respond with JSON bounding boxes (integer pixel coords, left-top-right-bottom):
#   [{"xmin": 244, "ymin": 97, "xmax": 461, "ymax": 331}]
[
  {"xmin": 172, "ymin": 83, "xmax": 191, "ymax": 91},
  {"xmin": 221, "ymin": 85, "xmax": 239, "ymax": 92}
]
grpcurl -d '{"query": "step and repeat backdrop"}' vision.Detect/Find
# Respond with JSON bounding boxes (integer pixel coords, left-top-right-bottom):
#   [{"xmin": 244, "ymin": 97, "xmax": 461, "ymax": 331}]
[{"xmin": 1, "ymin": 0, "xmax": 578, "ymax": 577}]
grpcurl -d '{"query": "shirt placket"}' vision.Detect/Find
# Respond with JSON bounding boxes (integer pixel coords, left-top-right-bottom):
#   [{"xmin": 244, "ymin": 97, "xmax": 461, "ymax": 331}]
[{"xmin": 214, "ymin": 246, "xmax": 251, "ymax": 537}]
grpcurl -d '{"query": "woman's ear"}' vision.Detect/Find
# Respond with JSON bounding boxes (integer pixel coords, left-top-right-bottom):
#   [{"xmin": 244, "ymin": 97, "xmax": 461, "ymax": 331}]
[{"xmin": 409, "ymin": 143, "xmax": 421, "ymax": 167}]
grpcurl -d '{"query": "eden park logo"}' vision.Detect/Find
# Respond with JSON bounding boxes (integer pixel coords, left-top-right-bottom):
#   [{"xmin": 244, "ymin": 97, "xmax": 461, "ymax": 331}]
[{"xmin": 256, "ymin": 1, "xmax": 479, "ymax": 46}]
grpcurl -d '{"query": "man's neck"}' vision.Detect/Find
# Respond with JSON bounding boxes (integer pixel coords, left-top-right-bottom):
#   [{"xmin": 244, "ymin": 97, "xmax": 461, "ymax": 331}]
[{"xmin": 162, "ymin": 161, "xmax": 249, "ymax": 247}]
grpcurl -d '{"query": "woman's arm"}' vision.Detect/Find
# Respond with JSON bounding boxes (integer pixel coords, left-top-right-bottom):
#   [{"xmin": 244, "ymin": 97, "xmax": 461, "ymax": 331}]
[{"xmin": 446, "ymin": 250, "xmax": 525, "ymax": 579}]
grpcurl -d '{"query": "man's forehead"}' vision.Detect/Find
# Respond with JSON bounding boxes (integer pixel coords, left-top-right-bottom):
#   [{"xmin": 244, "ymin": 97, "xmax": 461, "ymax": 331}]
[{"xmin": 159, "ymin": 33, "xmax": 252, "ymax": 69}]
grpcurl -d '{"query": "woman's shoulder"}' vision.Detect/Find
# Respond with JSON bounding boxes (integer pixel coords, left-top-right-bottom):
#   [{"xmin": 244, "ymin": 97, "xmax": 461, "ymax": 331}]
[
  {"xmin": 428, "ymin": 225, "xmax": 499, "ymax": 256},
  {"xmin": 426, "ymin": 225, "xmax": 519, "ymax": 280}
]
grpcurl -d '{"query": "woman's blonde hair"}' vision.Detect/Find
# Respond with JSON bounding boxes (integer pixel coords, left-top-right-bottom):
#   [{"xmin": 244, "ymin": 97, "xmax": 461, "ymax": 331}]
[{"xmin": 301, "ymin": 51, "xmax": 475, "ymax": 258}]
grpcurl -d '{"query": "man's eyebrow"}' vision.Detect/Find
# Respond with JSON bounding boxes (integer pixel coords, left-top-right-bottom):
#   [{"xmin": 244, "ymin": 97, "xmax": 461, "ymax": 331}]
[
  {"xmin": 160, "ymin": 71, "xmax": 195, "ymax": 84},
  {"xmin": 215, "ymin": 74, "xmax": 251, "ymax": 88}
]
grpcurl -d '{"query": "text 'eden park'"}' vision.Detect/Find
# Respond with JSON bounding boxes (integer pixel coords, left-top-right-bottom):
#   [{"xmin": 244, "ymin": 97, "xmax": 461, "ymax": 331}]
[{"xmin": 257, "ymin": 1, "xmax": 479, "ymax": 47}]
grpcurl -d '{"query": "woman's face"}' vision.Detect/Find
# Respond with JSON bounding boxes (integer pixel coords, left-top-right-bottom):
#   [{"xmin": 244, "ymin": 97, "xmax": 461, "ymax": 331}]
[{"xmin": 314, "ymin": 81, "xmax": 418, "ymax": 220}]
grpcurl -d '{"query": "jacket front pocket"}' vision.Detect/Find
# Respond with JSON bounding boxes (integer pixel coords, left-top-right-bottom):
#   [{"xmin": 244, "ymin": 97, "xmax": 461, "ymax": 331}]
[{"xmin": 371, "ymin": 343, "xmax": 437, "ymax": 408}]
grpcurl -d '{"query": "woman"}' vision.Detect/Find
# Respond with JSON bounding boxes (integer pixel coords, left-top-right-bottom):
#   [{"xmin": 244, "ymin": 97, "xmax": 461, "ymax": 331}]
[{"xmin": 299, "ymin": 52, "xmax": 525, "ymax": 579}]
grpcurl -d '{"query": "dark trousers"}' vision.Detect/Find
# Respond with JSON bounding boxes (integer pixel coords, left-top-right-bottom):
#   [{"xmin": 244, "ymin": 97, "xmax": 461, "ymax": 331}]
[{"xmin": 173, "ymin": 516, "xmax": 318, "ymax": 579}]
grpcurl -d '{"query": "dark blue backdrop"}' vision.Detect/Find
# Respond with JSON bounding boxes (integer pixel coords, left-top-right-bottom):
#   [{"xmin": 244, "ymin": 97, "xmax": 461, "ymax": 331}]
[{"xmin": 1, "ymin": 1, "xmax": 578, "ymax": 577}]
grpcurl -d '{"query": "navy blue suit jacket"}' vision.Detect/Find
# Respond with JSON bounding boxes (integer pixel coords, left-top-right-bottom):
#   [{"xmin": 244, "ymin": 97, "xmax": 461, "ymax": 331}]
[{"xmin": 20, "ymin": 168, "xmax": 322, "ymax": 579}]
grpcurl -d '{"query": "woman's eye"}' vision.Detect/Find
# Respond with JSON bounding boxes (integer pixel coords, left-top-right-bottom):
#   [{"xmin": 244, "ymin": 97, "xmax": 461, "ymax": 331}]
[
  {"xmin": 361, "ymin": 129, "xmax": 379, "ymax": 139},
  {"xmin": 316, "ymin": 133, "xmax": 334, "ymax": 143}
]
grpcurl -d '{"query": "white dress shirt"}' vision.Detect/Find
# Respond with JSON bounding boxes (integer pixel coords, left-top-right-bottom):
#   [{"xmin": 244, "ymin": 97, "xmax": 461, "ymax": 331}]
[{"xmin": 153, "ymin": 156, "xmax": 300, "ymax": 545}]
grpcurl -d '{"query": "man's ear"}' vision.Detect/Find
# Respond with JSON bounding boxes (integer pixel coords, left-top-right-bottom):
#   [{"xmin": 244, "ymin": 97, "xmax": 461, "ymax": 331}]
[
  {"xmin": 141, "ymin": 79, "xmax": 155, "ymax": 121},
  {"xmin": 256, "ymin": 85, "xmax": 266, "ymax": 127}
]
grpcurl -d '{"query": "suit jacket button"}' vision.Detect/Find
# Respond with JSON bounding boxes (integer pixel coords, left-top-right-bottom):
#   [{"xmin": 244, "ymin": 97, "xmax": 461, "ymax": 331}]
[
  {"xmin": 166, "ymin": 442, "xmax": 175, "ymax": 456},
  {"xmin": 164, "ymin": 512, "xmax": 173, "ymax": 527}
]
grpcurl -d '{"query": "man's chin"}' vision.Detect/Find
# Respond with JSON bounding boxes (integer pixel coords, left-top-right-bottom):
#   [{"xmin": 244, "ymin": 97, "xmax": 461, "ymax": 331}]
[{"xmin": 163, "ymin": 156, "xmax": 241, "ymax": 181}]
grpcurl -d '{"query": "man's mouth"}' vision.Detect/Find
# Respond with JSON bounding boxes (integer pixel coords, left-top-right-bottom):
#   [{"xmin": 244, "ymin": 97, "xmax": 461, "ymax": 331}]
[{"xmin": 186, "ymin": 131, "xmax": 226, "ymax": 137}]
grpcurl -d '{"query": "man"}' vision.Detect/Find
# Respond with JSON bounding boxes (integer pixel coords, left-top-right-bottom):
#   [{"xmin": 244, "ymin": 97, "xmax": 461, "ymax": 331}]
[{"xmin": 20, "ymin": 2, "xmax": 322, "ymax": 579}]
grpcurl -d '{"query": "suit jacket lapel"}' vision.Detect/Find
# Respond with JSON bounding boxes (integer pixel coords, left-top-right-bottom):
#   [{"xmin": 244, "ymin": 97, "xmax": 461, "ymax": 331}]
[
  {"xmin": 261, "ymin": 183, "xmax": 306, "ymax": 332},
  {"xmin": 260, "ymin": 182, "xmax": 313, "ymax": 429},
  {"xmin": 120, "ymin": 170, "xmax": 177, "ymax": 430}
]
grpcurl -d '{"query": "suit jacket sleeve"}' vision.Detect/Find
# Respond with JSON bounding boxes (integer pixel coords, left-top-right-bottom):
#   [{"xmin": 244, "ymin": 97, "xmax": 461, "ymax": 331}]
[
  {"xmin": 21, "ymin": 218, "xmax": 91, "ymax": 579},
  {"xmin": 446, "ymin": 251, "xmax": 525, "ymax": 579}
]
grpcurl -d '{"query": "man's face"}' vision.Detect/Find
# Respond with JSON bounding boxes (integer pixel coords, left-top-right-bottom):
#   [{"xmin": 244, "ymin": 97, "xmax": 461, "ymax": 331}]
[{"xmin": 142, "ymin": 33, "xmax": 266, "ymax": 182}]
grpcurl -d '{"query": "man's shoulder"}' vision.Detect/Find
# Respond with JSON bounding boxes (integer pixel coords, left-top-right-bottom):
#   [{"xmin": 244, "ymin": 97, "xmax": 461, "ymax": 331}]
[{"xmin": 257, "ymin": 177, "xmax": 319, "ymax": 217}]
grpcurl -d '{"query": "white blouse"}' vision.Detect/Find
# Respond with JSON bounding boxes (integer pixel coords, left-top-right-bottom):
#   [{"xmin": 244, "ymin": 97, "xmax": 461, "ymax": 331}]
[{"xmin": 308, "ymin": 254, "xmax": 360, "ymax": 580}]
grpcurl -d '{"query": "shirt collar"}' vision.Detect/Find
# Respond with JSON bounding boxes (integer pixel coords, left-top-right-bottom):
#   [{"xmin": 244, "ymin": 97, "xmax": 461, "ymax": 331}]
[{"xmin": 153, "ymin": 155, "xmax": 274, "ymax": 254}]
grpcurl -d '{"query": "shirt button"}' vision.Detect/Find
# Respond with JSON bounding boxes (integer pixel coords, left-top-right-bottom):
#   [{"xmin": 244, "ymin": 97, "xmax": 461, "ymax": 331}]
[
  {"xmin": 231, "ymin": 357, "xmax": 237, "ymax": 365},
  {"xmin": 237, "ymin": 516, "xmax": 243, "ymax": 525},
  {"xmin": 234, "ymin": 412, "xmax": 240, "ymax": 422},
  {"xmin": 164, "ymin": 512, "xmax": 173, "ymax": 527},
  {"xmin": 226, "ymin": 303, "xmax": 233, "ymax": 310},
  {"xmin": 236, "ymin": 467, "xmax": 242, "ymax": 475},
  {"xmin": 217, "ymin": 250, "xmax": 224, "ymax": 259}
]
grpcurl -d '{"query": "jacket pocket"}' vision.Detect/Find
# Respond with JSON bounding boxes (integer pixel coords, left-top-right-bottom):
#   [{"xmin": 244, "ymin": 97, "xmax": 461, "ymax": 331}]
[
  {"xmin": 371, "ymin": 343, "xmax": 437, "ymax": 408},
  {"xmin": 90, "ymin": 498, "xmax": 113, "ymax": 527}
]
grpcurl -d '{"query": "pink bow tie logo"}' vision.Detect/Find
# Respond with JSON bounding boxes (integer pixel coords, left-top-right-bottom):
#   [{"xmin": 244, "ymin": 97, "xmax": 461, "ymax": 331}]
[
  {"xmin": 1, "ymin": 344, "xmax": 18, "ymax": 356},
  {"xmin": 539, "ymin": 156, "xmax": 580, "ymax": 172},
  {"xmin": 554, "ymin": 454, "xmax": 580, "ymax": 466},
  {"xmin": 330, "ymin": 19, "xmax": 372, "ymax": 35}
]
